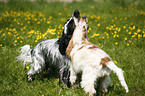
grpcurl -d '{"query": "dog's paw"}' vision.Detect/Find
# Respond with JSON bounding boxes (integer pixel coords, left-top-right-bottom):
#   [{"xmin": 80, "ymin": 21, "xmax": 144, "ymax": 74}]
[
  {"xmin": 102, "ymin": 88, "xmax": 108, "ymax": 93},
  {"xmin": 70, "ymin": 75, "xmax": 76, "ymax": 85},
  {"xmin": 86, "ymin": 88, "xmax": 96, "ymax": 96}
]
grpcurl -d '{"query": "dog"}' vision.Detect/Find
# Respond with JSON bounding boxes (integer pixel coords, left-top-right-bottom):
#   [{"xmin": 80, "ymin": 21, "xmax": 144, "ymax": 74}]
[
  {"xmin": 16, "ymin": 10, "xmax": 80, "ymax": 87},
  {"xmin": 66, "ymin": 16, "xmax": 129, "ymax": 95}
]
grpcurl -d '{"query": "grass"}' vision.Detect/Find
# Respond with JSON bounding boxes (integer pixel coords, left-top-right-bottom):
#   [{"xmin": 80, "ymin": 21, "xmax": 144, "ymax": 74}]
[{"xmin": 0, "ymin": 0, "xmax": 145, "ymax": 96}]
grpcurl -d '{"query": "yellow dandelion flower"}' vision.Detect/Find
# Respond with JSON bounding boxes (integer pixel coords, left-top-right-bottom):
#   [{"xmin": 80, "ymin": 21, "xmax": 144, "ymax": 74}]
[
  {"xmin": 37, "ymin": 21, "xmax": 40, "ymax": 24},
  {"xmin": 125, "ymin": 17, "xmax": 127, "ymax": 20},
  {"xmin": 127, "ymin": 43, "xmax": 129, "ymax": 46},
  {"xmin": 113, "ymin": 34, "xmax": 116, "ymax": 38},
  {"xmin": 47, "ymin": 21, "xmax": 50, "ymax": 24},
  {"xmin": 134, "ymin": 32, "xmax": 137, "ymax": 35},
  {"xmin": 133, "ymin": 26, "xmax": 135, "ymax": 30},
  {"xmin": 143, "ymin": 34, "xmax": 145, "ymax": 37},
  {"xmin": 138, "ymin": 34, "xmax": 142, "ymax": 38},
  {"xmin": 132, "ymin": 35, "xmax": 135, "ymax": 38},
  {"xmin": 125, "ymin": 38, "xmax": 127, "ymax": 40},
  {"xmin": 26, "ymin": 66, "xmax": 29, "ymax": 69},
  {"xmin": 42, "ymin": 94, "xmax": 44, "ymax": 96},
  {"xmin": 58, "ymin": 12, "xmax": 62, "ymax": 16},
  {"xmin": 126, "ymin": 30, "xmax": 128, "ymax": 32},
  {"xmin": 123, "ymin": 26, "xmax": 126, "ymax": 29},
  {"xmin": 14, "ymin": 40, "xmax": 17, "ymax": 43},
  {"xmin": 129, "ymin": 32, "xmax": 131, "ymax": 34},
  {"xmin": 97, "ymin": 24, "xmax": 100, "ymax": 27},
  {"xmin": 6, "ymin": 27, "xmax": 8, "ymax": 30},
  {"xmin": 114, "ymin": 61, "xmax": 117, "ymax": 64},
  {"xmin": 0, "ymin": 44, "xmax": 2, "ymax": 46},
  {"xmin": 137, "ymin": 29, "xmax": 141, "ymax": 33},
  {"xmin": 115, "ymin": 42, "xmax": 118, "ymax": 45},
  {"xmin": 20, "ymin": 41, "xmax": 22, "ymax": 43}
]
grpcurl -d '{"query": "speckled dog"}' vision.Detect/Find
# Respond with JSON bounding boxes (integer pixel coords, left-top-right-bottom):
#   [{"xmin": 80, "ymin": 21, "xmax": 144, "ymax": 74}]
[{"xmin": 17, "ymin": 10, "xmax": 80, "ymax": 87}]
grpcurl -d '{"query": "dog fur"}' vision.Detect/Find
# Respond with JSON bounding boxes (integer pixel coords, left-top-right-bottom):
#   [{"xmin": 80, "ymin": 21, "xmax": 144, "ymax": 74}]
[{"xmin": 66, "ymin": 16, "xmax": 129, "ymax": 95}]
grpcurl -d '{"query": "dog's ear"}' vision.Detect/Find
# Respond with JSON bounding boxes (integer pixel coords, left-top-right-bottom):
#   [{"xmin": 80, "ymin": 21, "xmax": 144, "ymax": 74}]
[{"xmin": 67, "ymin": 19, "xmax": 75, "ymax": 36}]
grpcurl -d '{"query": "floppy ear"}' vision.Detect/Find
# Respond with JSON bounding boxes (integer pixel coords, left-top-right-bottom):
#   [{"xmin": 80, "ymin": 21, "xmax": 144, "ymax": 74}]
[
  {"xmin": 58, "ymin": 19, "xmax": 76, "ymax": 55},
  {"xmin": 66, "ymin": 38, "xmax": 73, "ymax": 59}
]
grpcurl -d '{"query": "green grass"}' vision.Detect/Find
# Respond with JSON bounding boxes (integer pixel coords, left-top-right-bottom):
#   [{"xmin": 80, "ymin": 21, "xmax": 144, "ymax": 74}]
[{"xmin": 0, "ymin": 0, "xmax": 145, "ymax": 96}]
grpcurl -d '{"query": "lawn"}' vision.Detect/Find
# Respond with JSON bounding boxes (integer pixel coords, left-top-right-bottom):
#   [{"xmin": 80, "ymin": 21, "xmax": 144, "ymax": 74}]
[{"xmin": 0, "ymin": 0, "xmax": 145, "ymax": 96}]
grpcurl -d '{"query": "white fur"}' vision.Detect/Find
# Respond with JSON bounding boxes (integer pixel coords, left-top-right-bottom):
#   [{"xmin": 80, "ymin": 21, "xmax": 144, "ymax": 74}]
[{"xmin": 67, "ymin": 17, "xmax": 129, "ymax": 96}]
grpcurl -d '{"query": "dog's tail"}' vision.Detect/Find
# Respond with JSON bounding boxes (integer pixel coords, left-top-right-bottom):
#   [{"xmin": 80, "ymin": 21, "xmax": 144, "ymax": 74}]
[
  {"xmin": 106, "ymin": 61, "xmax": 129, "ymax": 93},
  {"xmin": 16, "ymin": 45, "xmax": 32, "ymax": 66}
]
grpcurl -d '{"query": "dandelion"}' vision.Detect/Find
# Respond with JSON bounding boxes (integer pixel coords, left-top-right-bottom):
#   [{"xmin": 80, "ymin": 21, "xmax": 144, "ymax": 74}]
[
  {"xmin": 97, "ymin": 24, "xmax": 100, "ymax": 27},
  {"xmin": 37, "ymin": 21, "xmax": 40, "ymax": 24},
  {"xmin": 133, "ymin": 26, "xmax": 135, "ymax": 30},
  {"xmin": 138, "ymin": 34, "xmax": 142, "ymax": 38},
  {"xmin": 114, "ymin": 61, "xmax": 117, "ymax": 64},
  {"xmin": 26, "ymin": 66, "xmax": 29, "ymax": 69},
  {"xmin": 47, "ymin": 21, "xmax": 50, "ymax": 24},
  {"xmin": 115, "ymin": 42, "xmax": 118, "ymax": 45},
  {"xmin": 0, "ymin": 44, "xmax": 2, "ymax": 47},
  {"xmin": 127, "ymin": 43, "xmax": 129, "ymax": 46},
  {"xmin": 143, "ymin": 34, "xmax": 145, "ymax": 37},
  {"xmin": 42, "ymin": 94, "xmax": 44, "ymax": 96},
  {"xmin": 125, "ymin": 38, "xmax": 127, "ymax": 40},
  {"xmin": 137, "ymin": 29, "xmax": 141, "ymax": 33},
  {"xmin": 58, "ymin": 12, "xmax": 62, "ymax": 16}
]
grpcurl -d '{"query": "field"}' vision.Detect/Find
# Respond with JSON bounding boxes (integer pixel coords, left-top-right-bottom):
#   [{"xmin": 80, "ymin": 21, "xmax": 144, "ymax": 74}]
[{"xmin": 0, "ymin": 0, "xmax": 145, "ymax": 96}]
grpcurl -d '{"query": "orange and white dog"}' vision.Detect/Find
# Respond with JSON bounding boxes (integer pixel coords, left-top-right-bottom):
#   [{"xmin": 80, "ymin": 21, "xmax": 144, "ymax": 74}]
[{"xmin": 66, "ymin": 16, "xmax": 129, "ymax": 96}]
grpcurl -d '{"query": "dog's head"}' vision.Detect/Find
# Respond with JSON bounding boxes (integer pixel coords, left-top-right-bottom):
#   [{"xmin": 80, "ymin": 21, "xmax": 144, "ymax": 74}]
[
  {"xmin": 75, "ymin": 16, "xmax": 89, "ymax": 39},
  {"xmin": 58, "ymin": 10, "xmax": 80, "ymax": 55}
]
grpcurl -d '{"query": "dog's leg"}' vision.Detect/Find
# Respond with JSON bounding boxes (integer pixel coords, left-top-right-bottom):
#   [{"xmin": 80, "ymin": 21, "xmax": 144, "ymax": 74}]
[
  {"xmin": 70, "ymin": 65, "xmax": 77, "ymax": 85},
  {"xmin": 81, "ymin": 67, "xmax": 97, "ymax": 96},
  {"xmin": 27, "ymin": 52, "xmax": 45, "ymax": 82},
  {"xmin": 99, "ymin": 75, "xmax": 111, "ymax": 93}
]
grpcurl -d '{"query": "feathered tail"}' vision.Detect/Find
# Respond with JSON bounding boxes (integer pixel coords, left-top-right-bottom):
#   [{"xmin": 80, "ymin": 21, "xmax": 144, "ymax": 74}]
[
  {"xmin": 16, "ymin": 45, "xmax": 32, "ymax": 66},
  {"xmin": 106, "ymin": 61, "xmax": 129, "ymax": 93}
]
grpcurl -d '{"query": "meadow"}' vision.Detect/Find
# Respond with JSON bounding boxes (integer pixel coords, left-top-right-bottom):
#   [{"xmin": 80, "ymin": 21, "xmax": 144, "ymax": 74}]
[{"xmin": 0, "ymin": 0, "xmax": 145, "ymax": 96}]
